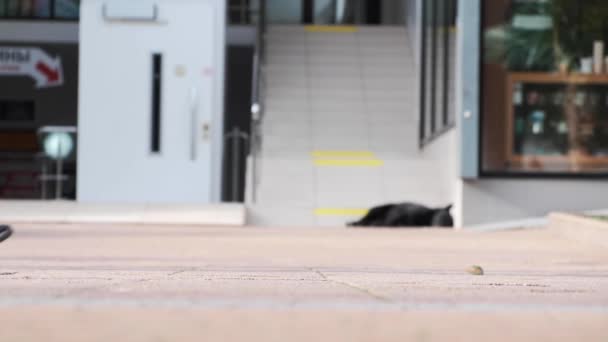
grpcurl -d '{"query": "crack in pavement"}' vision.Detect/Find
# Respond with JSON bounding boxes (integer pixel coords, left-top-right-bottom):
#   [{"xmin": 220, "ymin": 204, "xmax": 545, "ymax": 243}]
[
  {"xmin": 311, "ymin": 268, "xmax": 391, "ymax": 302},
  {"xmin": 167, "ymin": 269, "xmax": 195, "ymax": 277}
]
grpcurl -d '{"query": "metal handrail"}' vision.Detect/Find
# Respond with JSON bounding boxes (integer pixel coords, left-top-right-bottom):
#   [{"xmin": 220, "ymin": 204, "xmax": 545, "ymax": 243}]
[
  {"xmin": 225, "ymin": 127, "xmax": 250, "ymax": 202},
  {"xmin": 248, "ymin": 0, "xmax": 266, "ymax": 204}
]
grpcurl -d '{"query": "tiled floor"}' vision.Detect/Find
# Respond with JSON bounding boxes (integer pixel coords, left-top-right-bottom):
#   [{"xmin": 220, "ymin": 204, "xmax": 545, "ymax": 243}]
[{"xmin": 251, "ymin": 26, "xmax": 446, "ymax": 226}]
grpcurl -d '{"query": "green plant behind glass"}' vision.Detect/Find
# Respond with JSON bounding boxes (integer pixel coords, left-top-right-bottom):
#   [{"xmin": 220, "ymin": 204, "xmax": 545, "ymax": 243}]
[{"xmin": 485, "ymin": 0, "xmax": 608, "ymax": 71}]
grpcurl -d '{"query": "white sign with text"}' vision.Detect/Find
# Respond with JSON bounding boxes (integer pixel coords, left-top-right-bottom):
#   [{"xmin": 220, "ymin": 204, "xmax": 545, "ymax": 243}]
[{"xmin": 0, "ymin": 47, "xmax": 64, "ymax": 88}]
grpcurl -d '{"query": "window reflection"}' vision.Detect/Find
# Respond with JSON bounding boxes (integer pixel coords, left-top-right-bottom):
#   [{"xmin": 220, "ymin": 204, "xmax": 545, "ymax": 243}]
[
  {"xmin": 0, "ymin": 0, "xmax": 78, "ymax": 19},
  {"xmin": 482, "ymin": 0, "xmax": 608, "ymax": 174},
  {"xmin": 54, "ymin": 0, "xmax": 78, "ymax": 18},
  {"xmin": 420, "ymin": 0, "xmax": 457, "ymax": 146},
  {"xmin": 314, "ymin": 0, "xmax": 359, "ymax": 24}
]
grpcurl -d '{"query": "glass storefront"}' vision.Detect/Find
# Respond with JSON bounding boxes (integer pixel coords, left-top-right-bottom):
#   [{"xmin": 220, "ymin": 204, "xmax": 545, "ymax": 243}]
[
  {"xmin": 0, "ymin": 43, "xmax": 78, "ymax": 199},
  {"xmin": 54, "ymin": 0, "xmax": 79, "ymax": 19},
  {"xmin": 482, "ymin": 0, "xmax": 608, "ymax": 175},
  {"xmin": 265, "ymin": 0, "xmax": 302, "ymax": 24}
]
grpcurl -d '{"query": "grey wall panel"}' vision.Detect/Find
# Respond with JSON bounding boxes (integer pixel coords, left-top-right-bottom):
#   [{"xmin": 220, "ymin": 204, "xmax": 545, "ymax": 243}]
[
  {"xmin": 462, "ymin": 179, "xmax": 608, "ymax": 225},
  {"xmin": 458, "ymin": 0, "xmax": 479, "ymax": 179},
  {"xmin": 0, "ymin": 21, "xmax": 78, "ymax": 43},
  {"xmin": 404, "ymin": 0, "xmax": 420, "ymax": 65}
]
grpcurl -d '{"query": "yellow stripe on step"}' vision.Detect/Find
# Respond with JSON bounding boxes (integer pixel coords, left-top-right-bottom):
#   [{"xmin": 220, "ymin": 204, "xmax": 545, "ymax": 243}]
[
  {"xmin": 305, "ymin": 25, "xmax": 358, "ymax": 33},
  {"xmin": 311, "ymin": 150, "xmax": 375, "ymax": 159},
  {"xmin": 315, "ymin": 208, "xmax": 369, "ymax": 216},
  {"xmin": 314, "ymin": 159, "xmax": 384, "ymax": 167}
]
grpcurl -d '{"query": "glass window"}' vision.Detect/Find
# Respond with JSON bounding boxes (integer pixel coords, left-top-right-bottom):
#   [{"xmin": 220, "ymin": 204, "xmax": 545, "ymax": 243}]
[
  {"xmin": 54, "ymin": 0, "xmax": 79, "ymax": 19},
  {"xmin": 228, "ymin": 0, "xmax": 255, "ymax": 24},
  {"xmin": 0, "ymin": 0, "xmax": 51, "ymax": 18},
  {"xmin": 420, "ymin": 0, "xmax": 457, "ymax": 146},
  {"xmin": 313, "ymin": 0, "xmax": 360, "ymax": 24},
  {"xmin": 266, "ymin": 0, "xmax": 302, "ymax": 24},
  {"xmin": 33, "ymin": 0, "xmax": 50, "ymax": 17},
  {"xmin": 1, "ymin": 0, "xmax": 20, "ymax": 16},
  {"xmin": 0, "ymin": 0, "xmax": 77, "ymax": 19},
  {"xmin": 422, "ymin": 0, "xmax": 435, "ymax": 140},
  {"xmin": 435, "ymin": 0, "xmax": 447, "ymax": 133},
  {"xmin": 0, "ymin": 100, "xmax": 35, "ymax": 122},
  {"xmin": 482, "ymin": 0, "xmax": 608, "ymax": 175},
  {"xmin": 314, "ymin": 0, "xmax": 334, "ymax": 23},
  {"xmin": 17, "ymin": 0, "xmax": 31, "ymax": 16}
]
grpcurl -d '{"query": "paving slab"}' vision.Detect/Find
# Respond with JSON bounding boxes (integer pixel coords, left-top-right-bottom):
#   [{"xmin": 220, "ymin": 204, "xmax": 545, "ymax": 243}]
[
  {"xmin": 0, "ymin": 224, "xmax": 607, "ymax": 341},
  {"xmin": 549, "ymin": 212, "xmax": 608, "ymax": 249}
]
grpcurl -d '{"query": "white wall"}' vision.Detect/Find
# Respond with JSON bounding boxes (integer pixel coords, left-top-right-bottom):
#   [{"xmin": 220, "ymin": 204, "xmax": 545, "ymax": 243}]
[
  {"xmin": 421, "ymin": 129, "xmax": 462, "ymax": 226},
  {"xmin": 461, "ymin": 179, "xmax": 608, "ymax": 225}
]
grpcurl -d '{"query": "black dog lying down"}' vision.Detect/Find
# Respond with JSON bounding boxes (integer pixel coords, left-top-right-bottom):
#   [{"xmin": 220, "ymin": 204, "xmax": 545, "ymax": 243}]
[{"xmin": 347, "ymin": 203, "xmax": 453, "ymax": 228}]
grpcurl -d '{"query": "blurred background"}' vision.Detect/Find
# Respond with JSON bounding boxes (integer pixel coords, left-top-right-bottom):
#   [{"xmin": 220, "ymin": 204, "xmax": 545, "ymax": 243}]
[{"xmin": 1, "ymin": 0, "xmax": 608, "ymax": 228}]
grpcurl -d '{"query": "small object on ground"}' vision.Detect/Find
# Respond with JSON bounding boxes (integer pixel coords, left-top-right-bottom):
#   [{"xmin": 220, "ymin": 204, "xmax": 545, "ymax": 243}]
[
  {"xmin": 466, "ymin": 265, "xmax": 484, "ymax": 276},
  {"xmin": 0, "ymin": 225, "xmax": 13, "ymax": 243}
]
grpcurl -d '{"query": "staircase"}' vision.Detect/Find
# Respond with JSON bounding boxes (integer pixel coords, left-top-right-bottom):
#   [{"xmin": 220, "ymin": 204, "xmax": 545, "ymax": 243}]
[{"xmin": 248, "ymin": 25, "xmax": 446, "ymax": 227}]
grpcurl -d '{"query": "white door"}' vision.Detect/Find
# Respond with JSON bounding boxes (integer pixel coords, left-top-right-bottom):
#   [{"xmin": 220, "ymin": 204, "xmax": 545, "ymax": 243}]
[{"xmin": 78, "ymin": 0, "xmax": 216, "ymax": 203}]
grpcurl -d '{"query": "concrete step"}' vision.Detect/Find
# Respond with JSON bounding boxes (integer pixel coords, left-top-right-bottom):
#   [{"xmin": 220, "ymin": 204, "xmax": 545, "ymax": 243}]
[
  {"xmin": 247, "ymin": 204, "xmax": 316, "ymax": 227},
  {"xmin": 0, "ymin": 200, "xmax": 246, "ymax": 226}
]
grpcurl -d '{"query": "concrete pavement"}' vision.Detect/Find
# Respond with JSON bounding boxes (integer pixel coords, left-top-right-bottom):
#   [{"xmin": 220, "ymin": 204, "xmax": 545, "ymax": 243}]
[{"xmin": 0, "ymin": 224, "xmax": 607, "ymax": 341}]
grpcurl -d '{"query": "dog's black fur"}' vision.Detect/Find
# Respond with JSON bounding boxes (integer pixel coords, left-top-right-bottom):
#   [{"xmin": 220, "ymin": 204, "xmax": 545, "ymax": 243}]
[
  {"xmin": 347, "ymin": 203, "xmax": 453, "ymax": 228},
  {"xmin": 0, "ymin": 225, "xmax": 12, "ymax": 243}
]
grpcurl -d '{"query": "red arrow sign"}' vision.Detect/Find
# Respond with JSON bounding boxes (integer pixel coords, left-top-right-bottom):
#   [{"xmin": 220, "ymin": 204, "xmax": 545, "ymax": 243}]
[
  {"xmin": 1, "ymin": 47, "xmax": 63, "ymax": 88},
  {"xmin": 36, "ymin": 61, "xmax": 60, "ymax": 83}
]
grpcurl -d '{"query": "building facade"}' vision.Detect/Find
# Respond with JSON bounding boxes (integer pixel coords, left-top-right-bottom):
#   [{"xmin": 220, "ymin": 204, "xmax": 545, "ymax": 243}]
[
  {"xmin": 2, "ymin": 0, "xmax": 608, "ymax": 226},
  {"xmin": 400, "ymin": 0, "xmax": 608, "ymax": 225},
  {"xmin": 0, "ymin": 0, "xmax": 236, "ymax": 204}
]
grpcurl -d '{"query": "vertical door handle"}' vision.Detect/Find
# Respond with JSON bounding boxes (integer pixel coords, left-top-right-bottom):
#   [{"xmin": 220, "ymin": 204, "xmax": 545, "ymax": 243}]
[
  {"xmin": 189, "ymin": 87, "xmax": 198, "ymax": 161},
  {"xmin": 151, "ymin": 53, "xmax": 162, "ymax": 153}
]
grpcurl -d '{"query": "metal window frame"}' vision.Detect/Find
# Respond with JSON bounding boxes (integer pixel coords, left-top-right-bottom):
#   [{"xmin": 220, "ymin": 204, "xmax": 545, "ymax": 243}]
[
  {"xmin": 441, "ymin": 0, "xmax": 452, "ymax": 127},
  {"xmin": 419, "ymin": 0, "xmax": 428, "ymax": 148},
  {"xmin": 458, "ymin": 0, "xmax": 480, "ymax": 178},
  {"xmin": 419, "ymin": 0, "xmax": 456, "ymax": 149},
  {"xmin": 429, "ymin": 0, "xmax": 437, "ymax": 135}
]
